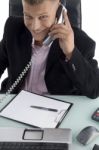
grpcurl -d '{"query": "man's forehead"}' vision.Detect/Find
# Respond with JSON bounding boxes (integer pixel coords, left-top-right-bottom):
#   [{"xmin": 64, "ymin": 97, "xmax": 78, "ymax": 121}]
[{"xmin": 23, "ymin": 0, "xmax": 57, "ymax": 11}]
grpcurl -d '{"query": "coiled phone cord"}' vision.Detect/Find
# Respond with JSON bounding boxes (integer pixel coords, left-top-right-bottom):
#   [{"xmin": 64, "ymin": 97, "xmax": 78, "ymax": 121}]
[{"xmin": 0, "ymin": 60, "xmax": 32, "ymax": 103}]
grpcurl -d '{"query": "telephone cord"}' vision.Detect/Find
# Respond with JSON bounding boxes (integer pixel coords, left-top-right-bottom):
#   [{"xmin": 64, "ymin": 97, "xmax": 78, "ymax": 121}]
[{"xmin": 0, "ymin": 60, "xmax": 32, "ymax": 103}]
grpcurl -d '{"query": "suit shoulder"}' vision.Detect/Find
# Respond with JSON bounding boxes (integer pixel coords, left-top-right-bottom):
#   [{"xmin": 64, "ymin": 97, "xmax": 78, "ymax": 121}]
[
  {"xmin": 5, "ymin": 16, "xmax": 24, "ymax": 26},
  {"xmin": 73, "ymin": 27, "xmax": 96, "ymax": 56},
  {"xmin": 73, "ymin": 27, "xmax": 95, "ymax": 47},
  {"xmin": 4, "ymin": 16, "xmax": 25, "ymax": 34}
]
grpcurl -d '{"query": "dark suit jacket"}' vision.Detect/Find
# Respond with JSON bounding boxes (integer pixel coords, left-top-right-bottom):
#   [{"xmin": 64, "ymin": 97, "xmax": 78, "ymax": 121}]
[{"xmin": 0, "ymin": 16, "xmax": 99, "ymax": 98}]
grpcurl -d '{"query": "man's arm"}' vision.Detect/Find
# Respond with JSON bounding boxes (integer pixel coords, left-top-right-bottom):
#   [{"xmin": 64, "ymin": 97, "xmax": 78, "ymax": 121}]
[
  {"xmin": 60, "ymin": 28, "xmax": 99, "ymax": 99},
  {"xmin": 0, "ymin": 18, "xmax": 9, "ymax": 78}
]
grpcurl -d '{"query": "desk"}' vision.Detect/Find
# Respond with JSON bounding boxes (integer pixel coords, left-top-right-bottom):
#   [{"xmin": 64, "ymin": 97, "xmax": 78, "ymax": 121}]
[{"xmin": 0, "ymin": 94, "xmax": 99, "ymax": 150}]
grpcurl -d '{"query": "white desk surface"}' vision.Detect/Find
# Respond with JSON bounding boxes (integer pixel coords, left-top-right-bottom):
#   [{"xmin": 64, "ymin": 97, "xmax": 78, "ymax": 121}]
[{"xmin": 0, "ymin": 94, "xmax": 99, "ymax": 150}]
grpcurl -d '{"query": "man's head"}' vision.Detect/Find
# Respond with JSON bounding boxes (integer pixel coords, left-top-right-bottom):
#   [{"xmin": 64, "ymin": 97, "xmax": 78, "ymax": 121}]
[{"xmin": 22, "ymin": 0, "xmax": 60, "ymax": 43}]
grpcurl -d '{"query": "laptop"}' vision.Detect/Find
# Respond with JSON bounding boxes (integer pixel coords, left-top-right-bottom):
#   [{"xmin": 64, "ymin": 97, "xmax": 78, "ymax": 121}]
[{"xmin": 0, "ymin": 128, "xmax": 72, "ymax": 150}]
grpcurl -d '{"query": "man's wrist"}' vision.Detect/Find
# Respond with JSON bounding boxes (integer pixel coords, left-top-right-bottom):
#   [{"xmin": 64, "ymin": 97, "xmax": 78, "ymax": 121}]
[{"xmin": 64, "ymin": 45, "xmax": 74, "ymax": 60}]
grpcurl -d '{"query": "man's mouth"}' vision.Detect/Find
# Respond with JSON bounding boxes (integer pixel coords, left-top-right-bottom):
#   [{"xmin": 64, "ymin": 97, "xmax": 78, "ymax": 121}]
[{"xmin": 33, "ymin": 30, "xmax": 44, "ymax": 34}]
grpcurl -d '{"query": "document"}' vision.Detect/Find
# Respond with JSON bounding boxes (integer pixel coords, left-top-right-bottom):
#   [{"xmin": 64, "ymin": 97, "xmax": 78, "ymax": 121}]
[{"xmin": 0, "ymin": 90, "xmax": 73, "ymax": 128}]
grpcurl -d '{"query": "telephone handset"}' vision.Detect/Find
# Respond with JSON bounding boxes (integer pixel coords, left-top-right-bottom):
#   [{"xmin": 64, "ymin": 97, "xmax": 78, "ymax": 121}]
[
  {"xmin": 0, "ymin": 4, "xmax": 67, "ymax": 103},
  {"xmin": 43, "ymin": 3, "xmax": 67, "ymax": 45}
]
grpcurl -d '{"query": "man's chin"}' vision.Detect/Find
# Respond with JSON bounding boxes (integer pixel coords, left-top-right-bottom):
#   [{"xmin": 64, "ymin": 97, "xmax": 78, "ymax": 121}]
[
  {"xmin": 32, "ymin": 32, "xmax": 48, "ymax": 42},
  {"xmin": 33, "ymin": 36, "xmax": 45, "ymax": 42}
]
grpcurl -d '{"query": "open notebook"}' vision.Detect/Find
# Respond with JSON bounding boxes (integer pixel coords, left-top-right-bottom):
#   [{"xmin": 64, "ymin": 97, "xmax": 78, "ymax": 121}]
[{"xmin": 0, "ymin": 90, "xmax": 73, "ymax": 128}]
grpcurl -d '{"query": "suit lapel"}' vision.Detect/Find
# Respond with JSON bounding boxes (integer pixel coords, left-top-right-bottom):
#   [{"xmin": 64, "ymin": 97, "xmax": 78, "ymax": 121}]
[{"xmin": 20, "ymin": 26, "xmax": 32, "ymax": 66}]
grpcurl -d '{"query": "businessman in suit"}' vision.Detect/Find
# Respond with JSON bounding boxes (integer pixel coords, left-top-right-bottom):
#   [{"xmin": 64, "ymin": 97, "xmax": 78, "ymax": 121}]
[{"xmin": 0, "ymin": 0, "xmax": 99, "ymax": 99}]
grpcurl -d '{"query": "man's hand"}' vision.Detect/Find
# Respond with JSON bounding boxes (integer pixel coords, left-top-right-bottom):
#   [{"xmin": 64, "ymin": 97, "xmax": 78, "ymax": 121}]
[{"xmin": 49, "ymin": 10, "xmax": 74, "ymax": 59}]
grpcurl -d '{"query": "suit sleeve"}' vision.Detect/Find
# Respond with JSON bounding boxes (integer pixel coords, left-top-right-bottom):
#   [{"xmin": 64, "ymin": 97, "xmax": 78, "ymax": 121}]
[
  {"xmin": 0, "ymin": 18, "xmax": 9, "ymax": 78},
  {"xmin": 61, "ymin": 28, "xmax": 99, "ymax": 99}
]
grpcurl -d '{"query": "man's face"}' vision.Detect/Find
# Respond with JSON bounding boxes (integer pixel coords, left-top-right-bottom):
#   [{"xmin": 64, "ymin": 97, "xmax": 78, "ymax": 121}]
[{"xmin": 22, "ymin": 0, "xmax": 59, "ymax": 42}]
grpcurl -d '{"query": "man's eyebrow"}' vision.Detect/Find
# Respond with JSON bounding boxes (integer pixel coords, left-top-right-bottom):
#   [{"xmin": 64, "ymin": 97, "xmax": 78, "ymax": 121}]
[
  {"xmin": 23, "ymin": 12, "xmax": 48, "ymax": 16},
  {"xmin": 23, "ymin": 12, "xmax": 30, "ymax": 16},
  {"xmin": 39, "ymin": 12, "xmax": 48, "ymax": 15}
]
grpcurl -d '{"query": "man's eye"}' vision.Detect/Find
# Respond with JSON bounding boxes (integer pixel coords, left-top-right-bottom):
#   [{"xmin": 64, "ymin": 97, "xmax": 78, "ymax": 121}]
[
  {"xmin": 24, "ymin": 15, "xmax": 32, "ymax": 20},
  {"xmin": 40, "ymin": 16, "xmax": 48, "ymax": 20}
]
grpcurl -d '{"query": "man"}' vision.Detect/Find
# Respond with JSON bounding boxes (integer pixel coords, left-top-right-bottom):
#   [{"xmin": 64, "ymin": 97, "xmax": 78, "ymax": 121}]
[{"xmin": 0, "ymin": 0, "xmax": 99, "ymax": 98}]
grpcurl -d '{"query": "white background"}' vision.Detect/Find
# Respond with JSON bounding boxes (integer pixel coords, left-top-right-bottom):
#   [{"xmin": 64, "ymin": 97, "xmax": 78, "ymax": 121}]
[{"xmin": 0, "ymin": 0, "xmax": 99, "ymax": 85}]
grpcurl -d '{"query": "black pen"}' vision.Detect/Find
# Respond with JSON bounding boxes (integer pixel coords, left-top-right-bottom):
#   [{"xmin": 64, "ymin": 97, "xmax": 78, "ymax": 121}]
[{"xmin": 30, "ymin": 105, "xmax": 58, "ymax": 112}]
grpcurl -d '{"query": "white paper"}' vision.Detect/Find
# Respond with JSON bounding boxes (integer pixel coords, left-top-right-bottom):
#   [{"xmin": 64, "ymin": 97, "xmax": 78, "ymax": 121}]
[{"xmin": 0, "ymin": 90, "xmax": 71, "ymax": 128}]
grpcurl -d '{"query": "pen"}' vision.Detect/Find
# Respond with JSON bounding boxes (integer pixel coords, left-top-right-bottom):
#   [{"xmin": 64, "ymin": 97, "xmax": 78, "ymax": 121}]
[{"xmin": 30, "ymin": 105, "xmax": 58, "ymax": 112}]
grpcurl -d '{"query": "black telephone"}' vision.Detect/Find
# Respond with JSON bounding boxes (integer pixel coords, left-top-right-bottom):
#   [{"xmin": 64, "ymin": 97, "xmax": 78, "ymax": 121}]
[{"xmin": 0, "ymin": 3, "xmax": 67, "ymax": 101}]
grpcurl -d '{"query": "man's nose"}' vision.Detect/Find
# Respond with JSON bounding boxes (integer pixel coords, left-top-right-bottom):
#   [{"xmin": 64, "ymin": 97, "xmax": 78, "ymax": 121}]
[{"xmin": 31, "ymin": 19, "xmax": 41, "ymax": 31}]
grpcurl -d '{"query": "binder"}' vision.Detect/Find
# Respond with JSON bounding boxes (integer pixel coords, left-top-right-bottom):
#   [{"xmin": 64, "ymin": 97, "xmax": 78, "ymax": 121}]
[{"xmin": 0, "ymin": 90, "xmax": 73, "ymax": 128}]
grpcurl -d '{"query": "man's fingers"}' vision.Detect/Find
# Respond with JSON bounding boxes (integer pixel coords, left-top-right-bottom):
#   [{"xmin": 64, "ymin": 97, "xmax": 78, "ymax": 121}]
[
  {"xmin": 63, "ymin": 10, "xmax": 71, "ymax": 27},
  {"xmin": 49, "ymin": 28, "xmax": 67, "ymax": 36}
]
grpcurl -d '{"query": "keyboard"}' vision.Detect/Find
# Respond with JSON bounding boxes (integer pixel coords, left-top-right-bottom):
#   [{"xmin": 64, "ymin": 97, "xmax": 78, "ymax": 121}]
[{"xmin": 0, "ymin": 142, "xmax": 68, "ymax": 150}]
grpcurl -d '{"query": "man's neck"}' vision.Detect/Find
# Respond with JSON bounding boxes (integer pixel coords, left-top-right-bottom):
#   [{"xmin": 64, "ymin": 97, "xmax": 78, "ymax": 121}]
[{"xmin": 34, "ymin": 40, "xmax": 43, "ymax": 46}]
